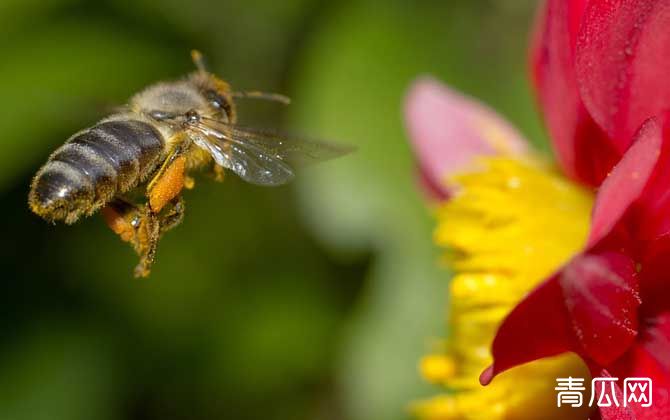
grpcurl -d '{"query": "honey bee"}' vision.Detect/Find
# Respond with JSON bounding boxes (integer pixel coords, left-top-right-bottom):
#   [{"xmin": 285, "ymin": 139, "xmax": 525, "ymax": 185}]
[{"xmin": 29, "ymin": 51, "xmax": 348, "ymax": 277}]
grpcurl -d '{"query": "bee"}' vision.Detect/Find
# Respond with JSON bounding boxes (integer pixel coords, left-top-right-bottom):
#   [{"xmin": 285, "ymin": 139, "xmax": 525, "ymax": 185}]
[{"xmin": 29, "ymin": 51, "xmax": 348, "ymax": 277}]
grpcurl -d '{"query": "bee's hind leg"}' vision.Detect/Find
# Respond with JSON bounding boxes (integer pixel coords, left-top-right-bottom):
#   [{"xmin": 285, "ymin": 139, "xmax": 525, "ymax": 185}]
[
  {"xmin": 102, "ymin": 139, "xmax": 190, "ymax": 278},
  {"xmin": 159, "ymin": 196, "xmax": 185, "ymax": 233},
  {"xmin": 101, "ymin": 198, "xmax": 161, "ymax": 278},
  {"xmin": 101, "ymin": 198, "xmax": 142, "ymax": 244},
  {"xmin": 132, "ymin": 206, "xmax": 161, "ymax": 278},
  {"xmin": 132, "ymin": 195, "xmax": 186, "ymax": 277},
  {"xmin": 130, "ymin": 143, "xmax": 189, "ymax": 277}
]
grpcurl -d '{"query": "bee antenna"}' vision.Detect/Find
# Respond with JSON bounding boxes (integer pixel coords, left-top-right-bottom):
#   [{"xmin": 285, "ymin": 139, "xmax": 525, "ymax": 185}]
[
  {"xmin": 231, "ymin": 91, "xmax": 291, "ymax": 105},
  {"xmin": 191, "ymin": 50, "xmax": 208, "ymax": 73}
]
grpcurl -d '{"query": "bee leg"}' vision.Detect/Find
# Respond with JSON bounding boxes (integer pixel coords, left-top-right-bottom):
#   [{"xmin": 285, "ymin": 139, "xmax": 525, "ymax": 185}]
[
  {"xmin": 159, "ymin": 196, "xmax": 185, "ymax": 233},
  {"xmin": 101, "ymin": 198, "xmax": 159, "ymax": 278},
  {"xmin": 147, "ymin": 149, "xmax": 187, "ymax": 212},
  {"xmin": 130, "ymin": 143, "xmax": 189, "ymax": 277},
  {"xmin": 132, "ymin": 206, "xmax": 161, "ymax": 278},
  {"xmin": 134, "ymin": 195, "xmax": 186, "ymax": 277},
  {"xmin": 101, "ymin": 198, "xmax": 142, "ymax": 244},
  {"xmin": 147, "ymin": 132, "xmax": 191, "ymax": 211}
]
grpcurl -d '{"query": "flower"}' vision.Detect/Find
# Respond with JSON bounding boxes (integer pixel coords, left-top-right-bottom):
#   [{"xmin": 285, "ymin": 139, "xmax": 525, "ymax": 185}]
[
  {"xmin": 528, "ymin": 0, "xmax": 616, "ymax": 186},
  {"xmin": 529, "ymin": 0, "xmax": 670, "ymax": 188},
  {"xmin": 407, "ymin": 0, "xmax": 670, "ymax": 418},
  {"xmin": 480, "ymin": 0, "xmax": 670, "ymax": 418},
  {"xmin": 405, "ymin": 79, "xmax": 594, "ymax": 419},
  {"xmin": 482, "ymin": 112, "xmax": 670, "ymax": 420}
]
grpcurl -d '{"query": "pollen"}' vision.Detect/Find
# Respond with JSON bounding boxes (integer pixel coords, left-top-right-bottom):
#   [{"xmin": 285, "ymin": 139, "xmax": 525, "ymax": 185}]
[{"xmin": 414, "ymin": 157, "xmax": 593, "ymax": 419}]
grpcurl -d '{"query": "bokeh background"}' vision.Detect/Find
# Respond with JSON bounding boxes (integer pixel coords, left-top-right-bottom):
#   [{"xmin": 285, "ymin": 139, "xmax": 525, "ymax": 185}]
[{"xmin": 0, "ymin": 1, "xmax": 546, "ymax": 419}]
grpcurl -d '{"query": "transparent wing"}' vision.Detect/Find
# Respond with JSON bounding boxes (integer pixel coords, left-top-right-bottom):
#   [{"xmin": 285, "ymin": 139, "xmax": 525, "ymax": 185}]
[
  {"xmin": 200, "ymin": 117, "xmax": 353, "ymax": 165},
  {"xmin": 189, "ymin": 118, "xmax": 352, "ymax": 186},
  {"xmin": 189, "ymin": 127, "xmax": 295, "ymax": 186}
]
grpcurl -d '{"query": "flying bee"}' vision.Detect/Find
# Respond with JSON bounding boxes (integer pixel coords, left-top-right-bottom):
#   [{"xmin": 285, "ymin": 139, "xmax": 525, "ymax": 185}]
[{"xmin": 29, "ymin": 51, "xmax": 349, "ymax": 277}]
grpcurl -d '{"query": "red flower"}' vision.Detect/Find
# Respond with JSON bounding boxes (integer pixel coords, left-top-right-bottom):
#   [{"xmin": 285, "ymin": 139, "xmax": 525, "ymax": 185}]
[
  {"xmin": 482, "ymin": 113, "xmax": 670, "ymax": 419},
  {"xmin": 484, "ymin": 1, "xmax": 670, "ymax": 418},
  {"xmin": 530, "ymin": 0, "xmax": 670, "ymax": 187}
]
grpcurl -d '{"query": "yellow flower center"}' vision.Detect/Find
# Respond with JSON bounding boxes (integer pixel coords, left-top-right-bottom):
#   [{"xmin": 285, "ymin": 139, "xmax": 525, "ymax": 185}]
[{"xmin": 414, "ymin": 157, "xmax": 594, "ymax": 419}]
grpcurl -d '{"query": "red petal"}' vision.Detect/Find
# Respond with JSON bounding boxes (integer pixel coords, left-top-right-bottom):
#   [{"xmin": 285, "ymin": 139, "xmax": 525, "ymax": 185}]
[
  {"xmin": 595, "ymin": 369, "xmax": 636, "ymax": 420},
  {"xmin": 482, "ymin": 252, "xmax": 640, "ymax": 385},
  {"xmin": 404, "ymin": 77, "xmax": 528, "ymax": 201},
  {"xmin": 480, "ymin": 272, "xmax": 574, "ymax": 385},
  {"xmin": 606, "ymin": 315, "xmax": 670, "ymax": 419},
  {"xmin": 530, "ymin": 0, "xmax": 587, "ymax": 89},
  {"xmin": 633, "ymin": 115, "xmax": 670, "ymax": 241},
  {"xmin": 561, "ymin": 252, "xmax": 640, "ymax": 366},
  {"xmin": 638, "ymin": 237, "xmax": 670, "ymax": 314},
  {"xmin": 627, "ymin": 315, "xmax": 670, "ymax": 380},
  {"xmin": 588, "ymin": 117, "xmax": 662, "ymax": 247},
  {"xmin": 530, "ymin": 0, "xmax": 619, "ymax": 186},
  {"xmin": 576, "ymin": 0, "xmax": 670, "ymax": 148}
]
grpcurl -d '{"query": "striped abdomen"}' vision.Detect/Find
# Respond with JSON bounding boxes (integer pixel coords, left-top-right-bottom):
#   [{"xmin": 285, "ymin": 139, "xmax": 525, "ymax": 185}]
[{"xmin": 29, "ymin": 120, "xmax": 164, "ymax": 223}]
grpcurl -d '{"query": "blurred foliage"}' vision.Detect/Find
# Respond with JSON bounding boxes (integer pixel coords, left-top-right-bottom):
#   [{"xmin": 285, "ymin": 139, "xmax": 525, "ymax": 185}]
[{"xmin": 0, "ymin": 1, "xmax": 542, "ymax": 420}]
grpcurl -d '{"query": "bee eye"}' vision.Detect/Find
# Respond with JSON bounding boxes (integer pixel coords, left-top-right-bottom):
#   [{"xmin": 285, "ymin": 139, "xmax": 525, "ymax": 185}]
[{"xmin": 205, "ymin": 90, "xmax": 230, "ymax": 114}]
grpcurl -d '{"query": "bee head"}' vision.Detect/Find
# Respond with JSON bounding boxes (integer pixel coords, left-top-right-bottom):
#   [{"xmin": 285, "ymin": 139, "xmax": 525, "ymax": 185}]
[
  {"xmin": 188, "ymin": 50, "xmax": 236, "ymax": 122},
  {"xmin": 125, "ymin": 52, "xmax": 235, "ymax": 131},
  {"xmin": 189, "ymin": 71, "xmax": 236, "ymax": 123},
  {"xmin": 130, "ymin": 78, "xmax": 235, "ymax": 132}
]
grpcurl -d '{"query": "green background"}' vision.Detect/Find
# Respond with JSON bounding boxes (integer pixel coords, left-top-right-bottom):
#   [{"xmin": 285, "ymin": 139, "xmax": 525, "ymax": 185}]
[{"xmin": 0, "ymin": 1, "xmax": 544, "ymax": 419}]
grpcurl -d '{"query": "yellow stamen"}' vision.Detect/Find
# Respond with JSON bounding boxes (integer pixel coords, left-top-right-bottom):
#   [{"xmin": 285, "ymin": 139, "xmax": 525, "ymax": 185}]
[
  {"xmin": 414, "ymin": 157, "xmax": 594, "ymax": 419},
  {"xmin": 421, "ymin": 354, "xmax": 457, "ymax": 384}
]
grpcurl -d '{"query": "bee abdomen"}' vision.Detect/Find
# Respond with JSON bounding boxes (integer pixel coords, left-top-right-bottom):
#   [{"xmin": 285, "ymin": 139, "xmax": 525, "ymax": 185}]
[
  {"xmin": 71, "ymin": 120, "xmax": 164, "ymax": 188},
  {"xmin": 29, "ymin": 120, "xmax": 164, "ymax": 223}
]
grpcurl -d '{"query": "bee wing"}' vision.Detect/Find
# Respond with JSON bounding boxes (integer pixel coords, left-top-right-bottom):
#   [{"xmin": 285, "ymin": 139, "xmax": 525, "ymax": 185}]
[
  {"xmin": 190, "ymin": 118, "xmax": 352, "ymax": 186},
  {"xmin": 189, "ymin": 126, "xmax": 294, "ymax": 186}
]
